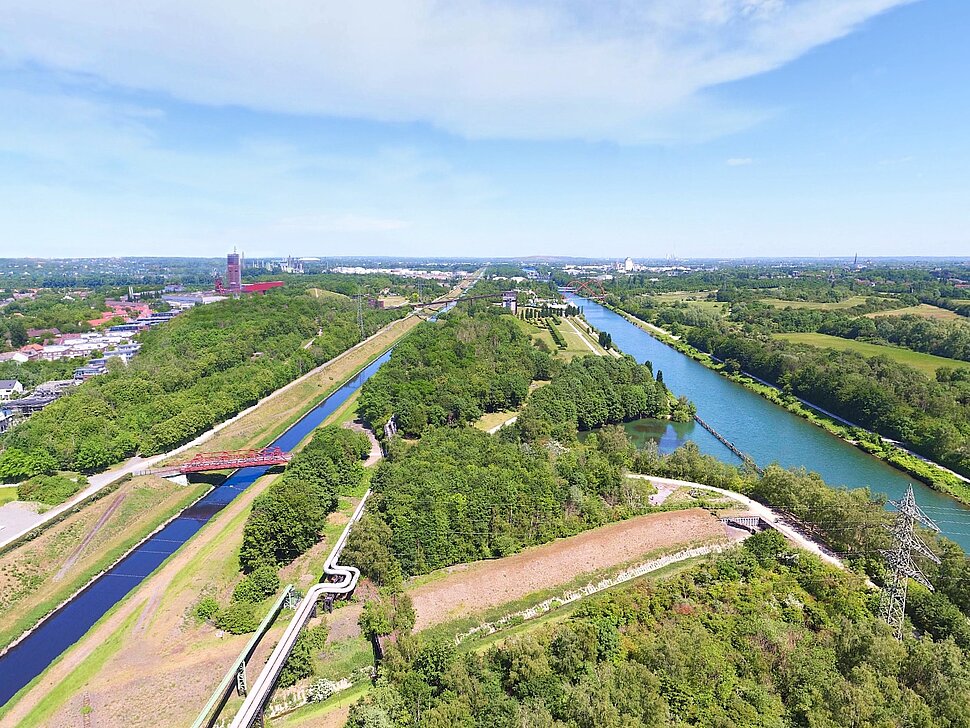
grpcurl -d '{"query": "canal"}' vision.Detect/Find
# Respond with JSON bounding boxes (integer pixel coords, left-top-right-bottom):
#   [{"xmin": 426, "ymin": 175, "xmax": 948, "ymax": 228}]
[
  {"xmin": 565, "ymin": 293, "xmax": 970, "ymax": 551},
  {"xmin": 0, "ymin": 350, "xmax": 392, "ymax": 708}
]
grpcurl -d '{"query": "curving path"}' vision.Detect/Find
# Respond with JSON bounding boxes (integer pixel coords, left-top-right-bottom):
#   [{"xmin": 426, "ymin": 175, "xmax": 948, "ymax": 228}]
[{"xmin": 627, "ymin": 474, "xmax": 848, "ymax": 571}]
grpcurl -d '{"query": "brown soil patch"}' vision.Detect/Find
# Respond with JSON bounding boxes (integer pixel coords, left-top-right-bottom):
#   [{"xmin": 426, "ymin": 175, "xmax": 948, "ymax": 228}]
[
  {"xmin": 410, "ymin": 508, "xmax": 723, "ymax": 630},
  {"xmin": 324, "ymin": 508, "xmax": 724, "ymax": 641}
]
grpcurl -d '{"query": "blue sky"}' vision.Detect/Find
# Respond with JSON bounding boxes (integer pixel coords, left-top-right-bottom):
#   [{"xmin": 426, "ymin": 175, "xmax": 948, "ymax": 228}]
[{"xmin": 0, "ymin": 0, "xmax": 966, "ymax": 259}]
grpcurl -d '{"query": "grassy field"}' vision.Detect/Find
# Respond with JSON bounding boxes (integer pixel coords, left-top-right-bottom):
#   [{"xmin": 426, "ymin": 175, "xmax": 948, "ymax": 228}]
[
  {"xmin": 650, "ymin": 291, "xmax": 717, "ymax": 302},
  {"xmin": 307, "ymin": 288, "xmax": 350, "ymax": 300},
  {"xmin": 0, "ymin": 485, "xmax": 16, "ymax": 506},
  {"xmin": 551, "ymin": 316, "xmax": 612, "ymax": 360},
  {"xmin": 760, "ymin": 296, "xmax": 880, "ymax": 310},
  {"xmin": 775, "ymin": 332, "xmax": 970, "ymax": 377},
  {"xmin": 865, "ymin": 303, "xmax": 964, "ymax": 321},
  {"xmin": 474, "ymin": 410, "xmax": 519, "ymax": 432}
]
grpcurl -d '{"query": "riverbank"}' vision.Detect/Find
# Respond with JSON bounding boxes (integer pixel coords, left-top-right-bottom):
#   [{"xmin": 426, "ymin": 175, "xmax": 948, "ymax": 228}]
[{"xmin": 605, "ymin": 302, "xmax": 970, "ymax": 506}]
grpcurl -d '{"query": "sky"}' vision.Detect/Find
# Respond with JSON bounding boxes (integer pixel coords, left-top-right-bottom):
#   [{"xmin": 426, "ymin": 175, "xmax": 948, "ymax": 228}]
[{"xmin": 0, "ymin": 0, "xmax": 967, "ymax": 260}]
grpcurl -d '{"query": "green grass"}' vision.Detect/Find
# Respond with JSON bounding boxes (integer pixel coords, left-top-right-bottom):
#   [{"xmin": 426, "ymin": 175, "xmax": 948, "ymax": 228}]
[
  {"xmin": 649, "ymin": 291, "xmax": 717, "ymax": 303},
  {"xmin": 775, "ymin": 332, "xmax": 970, "ymax": 377},
  {"xmin": 865, "ymin": 303, "xmax": 963, "ymax": 321},
  {"xmin": 0, "ymin": 480, "xmax": 209, "ymax": 651},
  {"xmin": 0, "ymin": 485, "xmax": 16, "ymax": 506},
  {"xmin": 760, "ymin": 296, "xmax": 880, "ymax": 310},
  {"xmin": 0, "ymin": 594, "xmax": 141, "ymax": 724}
]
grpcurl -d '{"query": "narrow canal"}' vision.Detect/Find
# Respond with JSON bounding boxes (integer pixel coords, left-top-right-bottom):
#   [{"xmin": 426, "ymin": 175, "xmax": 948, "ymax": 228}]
[
  {"xmin": 0, "ymin": 350, "xmax": 392, "ymax": 708},
  {"xmin": 566, "ymin": 293, "xmax": 970, "ymax": 551}
]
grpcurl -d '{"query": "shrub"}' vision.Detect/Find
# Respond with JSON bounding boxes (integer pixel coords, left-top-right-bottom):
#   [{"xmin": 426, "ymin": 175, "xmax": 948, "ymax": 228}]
[
  {"xmin": 194, "ymin": 595, "xmax": 221, "ymax": 622},
  {"xmin": 232, "ymin": 565, "xmax": 281, "ymax": 603},
  {"xmin": 17, "ymin": 473, "xmax": 87, "ymax": 505},
  {"xmin": 216, "ymin": 602, "xmax": 261, "ymax": 634}
]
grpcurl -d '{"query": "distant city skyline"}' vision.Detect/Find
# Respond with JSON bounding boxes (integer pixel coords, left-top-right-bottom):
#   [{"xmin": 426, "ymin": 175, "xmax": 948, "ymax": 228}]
[{"xmin": 1, "ymin": 1, "xmax": 967, "ymax": 258}]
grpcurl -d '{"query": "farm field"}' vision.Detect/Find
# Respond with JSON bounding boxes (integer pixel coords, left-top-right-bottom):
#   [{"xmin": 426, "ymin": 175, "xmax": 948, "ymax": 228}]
[
  {"xmin": 865, "ymin": 303, "xmax": 964, "ymax": 321},
  {"xmin": 775, "ymin": 332, "xmax": 970, "ymax": 377},
  {"xmin": 760, "ymin": 295, "xmax": 884, "ymax": 310}
]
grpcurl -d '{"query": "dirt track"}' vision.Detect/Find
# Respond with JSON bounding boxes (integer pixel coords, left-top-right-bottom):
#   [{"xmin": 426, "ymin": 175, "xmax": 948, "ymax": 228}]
[{"xmin": 326, "ymin": 507, "xmax": 725, "ymax": 640}]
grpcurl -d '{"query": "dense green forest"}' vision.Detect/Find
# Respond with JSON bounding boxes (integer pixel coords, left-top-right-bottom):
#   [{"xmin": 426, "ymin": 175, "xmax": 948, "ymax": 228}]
[
  {"xmin": 358, "ymin": 310, "xmax": 554, "ymax": 437},
  {"xmin": 516, "ymin": 355, "xmax": 689, "ymax": 441},
  {"xmin": 349, "ymin": 425, "xmax": 652, "ymax": 578},
  {"xmin": 633, "ymin": 440, "xmax": 970, "ymax": 648},
  {"xmin": 238, "ymin": 425, "xmax": 370, "ymax": 573},
  {"xmin": 347, "ymin": 532, "xmax": 970, "ymax": 728},
  {"xmin": 0, "ymin": 289, "xmax": 405, "ymax": 476},
  {"xmin": 728, "ymin": 303, "xmax": 970, "ymax": 362}
]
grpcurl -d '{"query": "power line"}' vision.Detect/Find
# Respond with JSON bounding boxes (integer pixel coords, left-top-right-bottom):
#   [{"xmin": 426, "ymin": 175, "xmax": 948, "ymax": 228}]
[{"xmin": 879, "ymin": 486, "xmax": 941, "ymax": 640}]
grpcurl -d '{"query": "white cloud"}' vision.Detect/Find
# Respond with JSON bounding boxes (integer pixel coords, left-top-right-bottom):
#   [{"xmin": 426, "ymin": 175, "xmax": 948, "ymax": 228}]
[
  {"xmin": 726, "ymin": 157, "xmax": 754, "ymax": 166},
  {"xmin": 0, "ymin": 0, "xmax": 914, "ymax": 142}
]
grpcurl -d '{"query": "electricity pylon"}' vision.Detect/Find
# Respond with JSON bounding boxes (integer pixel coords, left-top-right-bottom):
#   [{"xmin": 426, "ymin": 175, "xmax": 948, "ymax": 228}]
[{"xmin": 879, "ymin": 485, "xmax": 940, "ymax": 640}]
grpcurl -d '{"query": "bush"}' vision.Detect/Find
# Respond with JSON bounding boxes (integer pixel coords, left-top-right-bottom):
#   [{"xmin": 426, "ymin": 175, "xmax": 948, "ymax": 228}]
[
  {"xmin": 194, "ymin": 595, "xmax": 221, "ymax": 622},
  {"xmin": 17, "ymin": 473, "xmax": 87, "ymax": 505},
  {"xmin": 307, "ymin": 678, "xmax": 337, "ymax": 703},
  {"xmin": 279, "ymin": 623, "xmax": 330, "ymax": 688},
  {"xmin": 232, "ymin": 565, "xmax": 281, "ymax": 604},
  {"xmin": 216, "ymin": 602, "xmax": 261, "ymax": 634},
  {"xmin": 0, "ymin": 447, "xmax": 58, "ymax": 483}
]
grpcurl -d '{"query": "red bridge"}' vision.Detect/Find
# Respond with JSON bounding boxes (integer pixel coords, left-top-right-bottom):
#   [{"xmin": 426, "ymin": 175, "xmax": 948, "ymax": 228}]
[{"xmin": 146, "ymin": 446, "xmax": 292, "ymax": 476}]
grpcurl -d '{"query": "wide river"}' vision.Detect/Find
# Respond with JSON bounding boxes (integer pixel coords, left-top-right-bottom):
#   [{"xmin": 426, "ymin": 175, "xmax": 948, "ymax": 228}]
[
  {"xmin": 565, "ymin": 293, "xmax": 970, "ymax": 551},
  {"xmin": 0, "ymin": 350, "xmax": 392, "ymax": 708}
]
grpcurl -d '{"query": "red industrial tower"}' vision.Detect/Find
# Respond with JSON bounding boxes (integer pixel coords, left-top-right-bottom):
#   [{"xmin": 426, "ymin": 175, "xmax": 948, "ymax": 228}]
[{"xmin": 227, "ymin": 250, "xmax": 242, "ymax": 293}]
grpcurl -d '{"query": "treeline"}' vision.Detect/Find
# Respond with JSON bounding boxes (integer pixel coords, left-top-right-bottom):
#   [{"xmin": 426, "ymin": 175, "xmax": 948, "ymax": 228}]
[
  {"xmin": 516, "ymin": 355, "xmax": 689, "ymax": 442},
  {"xmin": 684, "ymin": 329, "xmax": 970, "ymax": 478},
  {"xmin": 348, "ymin": 534, "xmax": 970, "ymax": 728},
  {"xmin": 634, "ymin": 440, "xmax": 970, "ymax": 647},
  {"xmin": 732, "ymin": 303, "xmax": 970, "ymax": 362},
  {"xmin": 1, "ymin": 289, "xmax": 404, "ymax": 473},
  {"xmin": 345, "ymin": 425, "xmax": 652, "ymax": 580},
  {"xmin": 358, "ymin": 311, "xmax": 553, "ymax": 437},
  {"xmin": 238, "ymin": 425, "xmax": 370, "ymax": 572}
]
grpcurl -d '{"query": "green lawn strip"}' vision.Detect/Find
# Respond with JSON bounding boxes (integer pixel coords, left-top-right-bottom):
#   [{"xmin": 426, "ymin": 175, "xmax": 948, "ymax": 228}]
[
  {"xmin": 608, "ymin": 303, "xmax": 970, "ymax": 505},
  {"xmin": 0, "ymin": 485, "xmax": 16, "ymax": 505},
  {"xmin": 759, "ymin": 296, "xmax": 883, "ymax": 311},
  {"xmin": 329, "ymin": 390, "xmax": 362, "ymax": 429},
  {"xmin": 0, "ymin": 590, "xmax": 143, "ymax": 723},
  {"xmin": 775, "ymin": 332, "xmax": 970, "ymax": 377},
  {"xmin": 0, "ymin": 481, "xmax": 209, "ymax": 651},
  {"xmin": 272, "ymin": 682, "xmax": 370, "ymax": 726}
]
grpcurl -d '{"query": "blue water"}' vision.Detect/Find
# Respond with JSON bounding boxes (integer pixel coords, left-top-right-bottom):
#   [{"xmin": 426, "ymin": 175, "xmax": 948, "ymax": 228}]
[
  {"xmin": 0, "ymin": 350, "xmax": 392, "ymax": 708},
  {"xmin": 566, "ymin": 294, "xmax": 970, "ymax": 550}
]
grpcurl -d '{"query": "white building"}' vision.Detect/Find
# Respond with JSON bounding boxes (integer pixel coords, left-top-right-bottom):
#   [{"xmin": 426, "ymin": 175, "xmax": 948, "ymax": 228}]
[{"xmin": 0, "ymin": 379, "xmax": 24, "ymax": 400}]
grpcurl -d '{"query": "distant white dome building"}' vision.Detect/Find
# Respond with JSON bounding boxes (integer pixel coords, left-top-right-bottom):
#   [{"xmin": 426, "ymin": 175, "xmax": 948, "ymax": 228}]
[{"xmin": 624, "ymin": 257, "xmax": 635, "ymax": 272}]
